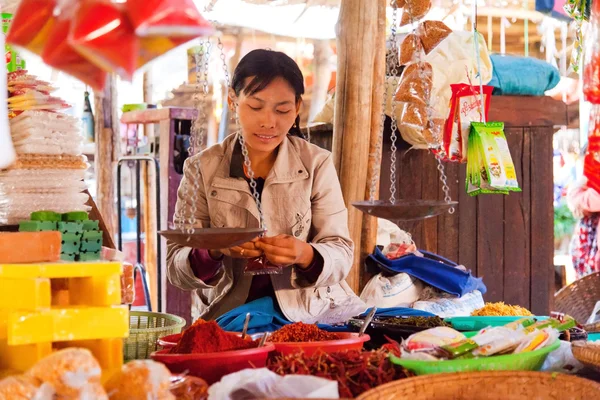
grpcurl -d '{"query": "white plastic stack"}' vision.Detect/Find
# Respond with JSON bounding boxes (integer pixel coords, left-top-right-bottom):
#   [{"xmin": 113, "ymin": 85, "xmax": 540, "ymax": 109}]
[{"xmin": 0, "ymin": 71, "xmax": 90, "ymax": 225}]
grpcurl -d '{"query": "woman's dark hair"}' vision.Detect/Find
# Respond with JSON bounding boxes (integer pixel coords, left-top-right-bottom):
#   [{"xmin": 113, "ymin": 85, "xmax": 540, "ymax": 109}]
[{"xmin": 231, "ymin": 49, "xmax": 305, "ymax": 139}]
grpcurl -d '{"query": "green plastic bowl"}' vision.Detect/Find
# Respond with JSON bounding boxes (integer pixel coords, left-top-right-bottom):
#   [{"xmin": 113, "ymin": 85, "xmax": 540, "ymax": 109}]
[
  {"xmin": 446, "ymin": 316, "xmax": 547, "ymax": 332},
  {"xmin": 390, "ymin": 340, "xmax": 559, "ymax": 375}
]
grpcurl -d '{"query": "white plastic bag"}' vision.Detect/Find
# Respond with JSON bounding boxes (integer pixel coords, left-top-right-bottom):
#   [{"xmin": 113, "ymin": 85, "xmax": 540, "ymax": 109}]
[
  {"xmin": 412, "ymin": 290, "xmax": 485, "ymax": 318},
  {"xmin": 208, "ymin": 368, "xmax": 339, "ymax": 400},
  {"xmin": 541, "ymin": 341, "xmax": 585, "ymax": 374},
  {"xmin": 360, "ymin": 273, "xmax": 423, "ymax": 308}
]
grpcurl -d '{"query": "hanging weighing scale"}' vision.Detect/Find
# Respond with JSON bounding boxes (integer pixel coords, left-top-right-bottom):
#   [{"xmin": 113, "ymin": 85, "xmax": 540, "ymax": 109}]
[
  {"xmin": 352, "ymin": 3, "xmax": 456, "ymax": 229},
  {"xmin": 159, "ymin": 37, "xmax": 266, "ymax": 249}
]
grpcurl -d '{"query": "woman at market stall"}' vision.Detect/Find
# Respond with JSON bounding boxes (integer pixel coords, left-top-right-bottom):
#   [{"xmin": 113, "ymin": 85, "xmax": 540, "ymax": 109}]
[{"xmin": 167, "ymin": 49, "xmax": 366, "ymax": 324}]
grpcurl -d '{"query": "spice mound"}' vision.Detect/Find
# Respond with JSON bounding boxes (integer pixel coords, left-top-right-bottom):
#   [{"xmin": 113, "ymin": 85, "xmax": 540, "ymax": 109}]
[
  {"xmin": 269, "ymin": 322, "xmax": 340, "ymax": 343},
  {"xmin": 471, "ymin": 302, "xmax": 533, "ymax": 317},
  {"xmin": 170, "ymin": 320, "xmax": 258, "ymax": 354},
  {"xmin": 383, "ymin": 316, "xmax": 450, "ymax": 328}
]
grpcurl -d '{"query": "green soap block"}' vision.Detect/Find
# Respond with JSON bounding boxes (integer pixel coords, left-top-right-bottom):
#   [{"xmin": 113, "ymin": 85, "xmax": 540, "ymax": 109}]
[
  {"xmin": 82, "ymin": 220, "xmax": 99, "ymax": 231},
  {"xmin": 30, "ymin": 211, "xmax": 61, "ymax": 222},
  {"xmin": 82, "ymin": 230, "xmax": 102, "ymax": 240},
  {"xmin": 80, "ymin": 242, "xmax": 102, "ymax": 252},
  {"xmin": 61, "ymin": 232, "xmax": 81, "ymax": 254},
  {"xmin": 19, "ymin": 220, "xmax": 57, "ymax": 232},
  {"xmin": 78, "ymin": 252, "xmax": 100, "ymax": 262},
  {"xmin": 60, "ymin": 253, "xmax": 77, "ymax": 262},
  {"xmin": 57, "ymin": 221, "xmax": 84, "ymax": 234},
  {"xmin": 61, "ymin": 211, "xmax": 89, "ymax": 222}
]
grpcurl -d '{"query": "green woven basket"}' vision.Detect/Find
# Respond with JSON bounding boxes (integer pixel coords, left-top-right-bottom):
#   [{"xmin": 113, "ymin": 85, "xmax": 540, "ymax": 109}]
[
  {"xmin": 124, "ymin": 311, "xmax": 186, "ymax": 361},
  {"xmin": 390, "ymin": 340, "xmax": 560, "ymax": 375}
]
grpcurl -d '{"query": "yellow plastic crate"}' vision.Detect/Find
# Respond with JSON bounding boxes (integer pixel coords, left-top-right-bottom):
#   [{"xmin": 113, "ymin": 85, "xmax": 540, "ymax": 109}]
[
  {"xmin": 0, "ymin": 261, "xmax": 121, "ymax": 279},
  {"xmin": 0, "ymin": 306, "xmax": 129, "ymax": 345}
]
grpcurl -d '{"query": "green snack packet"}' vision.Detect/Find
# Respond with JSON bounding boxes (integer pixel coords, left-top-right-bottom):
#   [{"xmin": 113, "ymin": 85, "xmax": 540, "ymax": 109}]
[
  {"xmin": 472, "ymin": 122, "xmax": 521, "ymax": 193},
  {"xmin": 2, "ymin": 13, "xmax": 26, "ymax": 73}
]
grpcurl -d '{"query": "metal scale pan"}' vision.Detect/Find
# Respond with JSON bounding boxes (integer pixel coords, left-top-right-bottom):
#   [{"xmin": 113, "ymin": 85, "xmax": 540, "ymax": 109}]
[
  {"xmin": 352, "ymin": 199, "xmax": 458, "ymax": 223},
  {"xmin": 159, "ymin": 227, "xmax": 265, "ymax": 249}
]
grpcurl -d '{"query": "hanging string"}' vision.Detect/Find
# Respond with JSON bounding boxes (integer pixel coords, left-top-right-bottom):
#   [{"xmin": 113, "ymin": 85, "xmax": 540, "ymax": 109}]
[{"xmin": 472, "ymin": 1, "xmax": 487, "ymax": 124}]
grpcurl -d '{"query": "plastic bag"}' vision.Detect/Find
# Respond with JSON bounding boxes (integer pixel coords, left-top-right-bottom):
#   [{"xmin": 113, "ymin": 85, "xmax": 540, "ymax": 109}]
[
  {"xmin": 244, "ymin": 255, "xmax": 283, "ymax": 275},
  {"xmin": 412, "ymin": 290, "xmax": 485, "ymax": 318},
  {"xmin": 41, "ymin": 6, "xmax": 108, "ymax": 91},
  {"xmin": 170, "ymin": 375, "xmax": 209, "ymax": 400},
  {"xmin": 70, "ymin": 0, "xmax": 138, "ymax": 81},
  {"xmin": 394, "ymin": 62, "xmax": 433, "ymax": 105},
  {"xmin": 26, "ymin": 348, "xmax": 107, "ymax": 400},
  {"xmin": 125, "ymin": 0, "xmax": 215, "ymax": 37},
  {"xmin": 360, "ymin": 273, "xmax": 423, "ymax": 308},
  {"xmin": 399, "ymin": 102, "xmax": 427, "ymax": 130},
  {"xmin": 6, "ymin": 0, "xmax": 56, "ymax": 56},
  {"xmin": 444, "ymin": 83, "xmax": 493, "ymax": 162},
  {"xmin": 541, "ymin": 341, "xmax": 585, "ymax": 374},
  {"xmin": 138, "ymin": 35, "xmax": 194, "ymax": 68},
  {"xmin": 104, "ymin": 360, "xmax": 174, "ymax": 400},
  {"xmin": 208, "ymin": 368, "xmax": 339, "ymax": 400},
  {"xmin": 417, "ymin": 20, "xmax": 452, "ymax": 54},
  {"xmin": 399, "ymin": 33, "xmax": 423, "ymax": 66},
  {"xmin": 121, "ymin": 262, "xmax": 135, "ymax": 305},
  {"xmin": 0, "ymin": 375, "xmax": 53, "ymax": 400},
  {"xmin": 400, "ymin": 0, "xmax": 432, "ymax": 26}
]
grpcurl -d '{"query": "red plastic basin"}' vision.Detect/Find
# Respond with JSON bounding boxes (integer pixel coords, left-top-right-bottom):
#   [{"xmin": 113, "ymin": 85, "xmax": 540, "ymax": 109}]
[
  {"xmin": 273, "ymin": 332, "xmax": 370, "ymax": 356},
  {"xmin": 151, "ymin": 344, "xmax": 275, "ymax": 384}
]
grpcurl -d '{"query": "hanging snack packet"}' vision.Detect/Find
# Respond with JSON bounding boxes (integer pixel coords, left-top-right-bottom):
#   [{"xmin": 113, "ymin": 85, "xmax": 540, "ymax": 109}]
[
  {"xmin": 400, "ymin": 0, "xmax": 432, "ymax": 26},
  {"xmin": 125, "ymin": 0, "xmax": 214, "ymax": 37},
  {"xmin": 416, "ymin": 20, "xmax": 452, "ymax": 54},
  {"xmin": 41, "ymin": 5, "xmax": 107, "ymax": 91},
  {"xmin": 138, "ymin": 35, "xmax": 194, "ymax": 69},
  {"xmin": 6, "ymin": 0, "xmax": 56, "ymax": 56},
  {"xmin": 424, "ymin": 117, "xmax": 446, "ymax": 156},
  {"xmin": 70, "ymin": 0, "xmax": 138, "ymax": 82},
  {"xmin": 244, "ymin": 255, "xmax": 283, "ymax": 275},
  {"xmin": 399, "ymin": 102, "xmax": 428, "ymax": 131},
  {"xmin": 444, "ymin": 84, "xmax": 493, "ymax": 162},
  {"xmin": 399, "ymin": 33, "xmax": 423, "ymax": 65},
  {"xmin": 394, "ymin": 62, "xmax": 433, "ymax": 105}
]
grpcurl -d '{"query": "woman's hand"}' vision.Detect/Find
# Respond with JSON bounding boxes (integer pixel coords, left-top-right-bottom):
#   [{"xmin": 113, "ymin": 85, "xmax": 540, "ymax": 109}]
[
  {"xmin": 211, "ymin": 239, "xmax": 263, "ymax": 259},
  {"xmin": 255, "ymin": 234, "xmax": 314, "ymax": 268}
]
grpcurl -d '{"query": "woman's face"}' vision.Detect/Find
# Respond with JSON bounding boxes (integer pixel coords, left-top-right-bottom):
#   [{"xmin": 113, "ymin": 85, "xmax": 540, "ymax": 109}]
[{"xmin": 230, "ymin": 76, "xmax": 300, "ymax": 154}]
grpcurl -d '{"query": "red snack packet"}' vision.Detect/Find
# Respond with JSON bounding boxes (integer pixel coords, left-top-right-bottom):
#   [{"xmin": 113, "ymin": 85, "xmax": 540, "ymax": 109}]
[
  {"xmin": 138, "ymin": 35, "xmax": 194, "ymax": 68},
  {"xmin": 125, "ymin": 0, "xmax": 214, "ymax": 37},
  {"xmin": 41, "ymin": 6, "xmax": 107, "ymax": 91},
  {"xmin": 70, "ymin": 0, "xmax": 138, "ymax": 81},
  {"xmin": 444, "ymin": 83, "xmax": 493, "ymax": 163},
  {"xmin": 244, "ymin": 255, "xmax": 283, "ymax": 275},
  {"xmin": 6, "ymin": 0, "xmax": 56, "ymax": 55}
]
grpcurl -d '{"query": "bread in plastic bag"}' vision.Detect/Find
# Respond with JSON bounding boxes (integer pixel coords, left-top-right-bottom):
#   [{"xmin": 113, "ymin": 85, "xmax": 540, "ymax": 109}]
[
  {"xmin": 400, "ymin": 0, "xmax": 432, "ymax": 26},
  {"xmin": 391, "ymin": 0, "xmax": 406, "ymax": 7},
  {"xmin": 70, "ymin": 0, "xmax": 138, "ymax": 82},
  {"xmin": 6, "ymin": 0, "xmax": 56, "ymax": 56},
  {"xmin": 423, "ymin": 118, "xmax": 445, "ymax": 153},
  {"xmin": 121, "ymin": 262, "xmax": 135, "ymax": 305},
  {"xmin": 26, "ymin": 348, "xmax": 107, "ymax": 400},
  {"xmin": 125, "ymin": 0, "xmax": 214, "ymax": 37},
  {"xmin": 105, "ymin": 360, "xmax": 174, "ymax": 400},
  {"xmin": 41, "ymin": 4, "xmax": 108, "ymax": 91},
  {"xmin": 399, "ymin": 102, "xmax": 428, "ymax": 130},
  {"xmin": 0, "ymin": 375, "xmax": 53, "ymax": 400},
  {"xmin": 417, "ymin": 20, "xmax": 452, "ymax": 54},
  {"xmin": 399, "ymin": 33, "xmax": 423, "ymax": 66}
]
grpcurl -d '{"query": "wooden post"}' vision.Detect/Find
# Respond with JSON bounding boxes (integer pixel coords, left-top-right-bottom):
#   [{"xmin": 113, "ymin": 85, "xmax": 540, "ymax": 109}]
[
  {"xmin": 332, "ymin": 0, "xmax": 384, "ymax": 293},
  {"xmin": 94, "ymin": 75, "xmax": 120, "ymax": 239},
  {"xmin": 142, "ymin": 70, "xmax": 158, "ymax": 311},
  {"xmin": 360, "ymin": 1, "xmax": 387, "ymax": 292},
  {"xmin": 309, "ymin": 39, "xmax": 333, "ymax": 122}
]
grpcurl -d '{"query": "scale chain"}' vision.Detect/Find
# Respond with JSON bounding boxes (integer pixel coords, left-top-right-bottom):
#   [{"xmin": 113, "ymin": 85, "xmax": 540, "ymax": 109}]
[
  {"xmin": 388, "ymin": 3, "xmax": 400, "ymax": 204},
  {"xmin": 437, "ymin": 158, "xmax": 455, "ymax": 214}
]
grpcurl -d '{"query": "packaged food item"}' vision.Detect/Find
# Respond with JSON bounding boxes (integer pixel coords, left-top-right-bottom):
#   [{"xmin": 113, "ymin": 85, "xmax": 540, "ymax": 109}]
[
  {"xmin": 417, "ymin": 20, "xmax": 452, "ymax": 54},
  {"xmin": 41, "ymin": 7, "xmax": 107, "ymax": 91},
  {"xmin": 244, "ymin": 255, "xmax": 284, "ymax": 275},
  {"xmin": 125, "ymin": 0, "xmax": 214, "ymax": 37},
  {"xmin": 170, "ymin": 375, "xmax": 209, "ymax": 400},
  {"xmin": 399, "ymin": 33, "xmax": 422, "ymax": 65},
  {"xmin": 6, "ymin": 0, "xmax": 56, "ymax": 56},
  {"xmin": 26, "ymin": 348, "xmax": 107, "ymax": 399},
  {"xmin": 2, "ymin": 13, "xmax": 27, "ymax": 73},
  {"xmin": 400, "ymin": 0, "xmax": 432, "ymax": 26},
  {"xmin": 403, "ymin": 327, "xmax": 465, "ymax": 353},
  {"xmin": 105, "ymin": 360, "xmax": 174, "ymax": 400},
  {"xmin": 514, "ymin": 327, "xmax": 558, "ymax": 353},
  {"xmin": 121, "ymin": 262, "xmax": 135, "ymax": 304},
  {"xmin": 394, "ymin": 62, "xmax": 433, "ymax": 105},
  {"xmin": 391, "ymin": 0, "xmax": 406, "ymax": 7},
  {"xmin": 444, "ymin": 83, "xmax": 493, "ymax": 162},
  {"xmin": 423, "ymin": 117, "xmax": 445, "ymax": 154},
  {"xmin": 0, "ymin": 375, "xmax": 51, "ymax": 400},
  {"xmin": 466, "ymin": 122, "xmax": 521, "ymax": 195},
  {"xmin": 138, "ymin": 35, "xmax": 194, "ymax": 68},
  {"xmin": 399, "ymin": 102, "xmax": 428, "ymax": 130},
  {"xmin": 70, "ymin": 0, "xmax": 138, "ymax": 82}
]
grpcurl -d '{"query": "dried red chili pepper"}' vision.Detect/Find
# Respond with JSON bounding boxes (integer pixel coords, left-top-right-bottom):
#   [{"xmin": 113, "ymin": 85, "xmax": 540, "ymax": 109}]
[{"xmin": 170, "ymin": 320, "xmax": 258, "ymax": 354}]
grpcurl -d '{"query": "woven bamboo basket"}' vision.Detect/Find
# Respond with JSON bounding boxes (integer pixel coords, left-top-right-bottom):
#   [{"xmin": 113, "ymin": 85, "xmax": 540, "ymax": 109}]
[
  {"xmin": 554, "ymin": 272, "xmax": 600, "ymax": 324},
  {"xmin": 356, "ymin": 371, "xmax": 600, "ymax": 400},
  {"xmin": 572, "ymin": 341, "xmax": 600, "ymax": 372}
]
